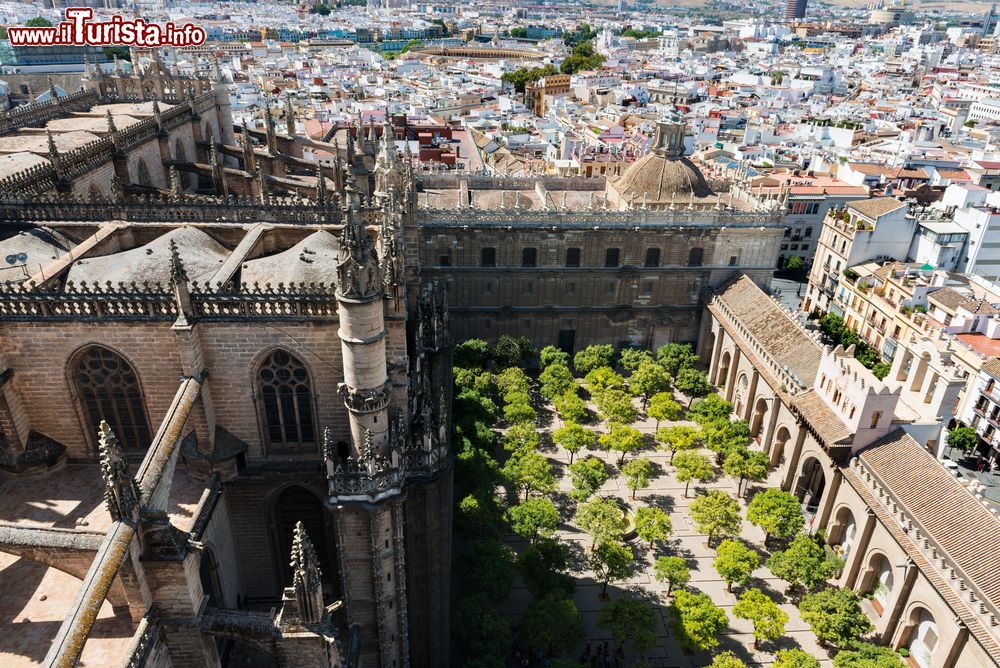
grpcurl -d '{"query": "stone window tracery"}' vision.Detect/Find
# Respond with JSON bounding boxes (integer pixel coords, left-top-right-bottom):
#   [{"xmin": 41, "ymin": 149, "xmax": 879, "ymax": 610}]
[
  {"xmin": 73, "ymin": 346, "xmax": 151, "ymax": 452},
  {"xmin": 258, "ymin": 350, "xmax": 316, "ymax": 448}
]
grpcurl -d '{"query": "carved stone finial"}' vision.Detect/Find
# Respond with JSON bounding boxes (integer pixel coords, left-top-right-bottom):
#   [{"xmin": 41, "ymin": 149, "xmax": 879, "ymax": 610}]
[
  {"xmin": 46, "ymin": 130, "xmax": 62, "ymax": 174},
  {"xmin": 110, "ymin": 173, "xmax": 124, "ymax": 203},
  {"xmin": 169, "ymin": 165, "xmax": 183, "ymax": 200},
  {"xmin": 289, "ymin": 521, "xmax": 323, "ymax": 625},
  {"xmin": 152, "ymin": 100, "xmax": 162, "ymax": 130},
  {"xmin": 98, "ymin": 421, "xmax": 139, "ymax": 523},
  {"xmin": 315, "ymin": 164, "xmax": 327, "ymax": 205},
  {"xmin": 168, "ymin": 238, "xmax": 188, "ymax": 284}
]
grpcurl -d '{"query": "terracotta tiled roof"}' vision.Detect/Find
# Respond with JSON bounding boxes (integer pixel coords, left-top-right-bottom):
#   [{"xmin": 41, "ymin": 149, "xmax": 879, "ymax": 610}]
[
  {"xmin": 790, "ymin": 390, "xmax": 852, "ymax": 446},
  {"xmin": 713, "ymin": 275, "xmax": 822, "ymax": 385},
  {"xmin": 928, "ymin": 286, "xmax": 967, "ymax": 312},
  {"xmin": 854, "ymin": 430, "xmax": 1000, "ymax": 632},
  {"xmin": 983, "ymin": 357, "xmax": 1000, "ymax": 380},
  {"xmin": 848, "ymin": 197, "xmax": 907, "ymax": 219}
]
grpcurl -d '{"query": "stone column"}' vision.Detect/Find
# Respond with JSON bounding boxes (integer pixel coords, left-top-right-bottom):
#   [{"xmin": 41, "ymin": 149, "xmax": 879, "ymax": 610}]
[
  {"xmin": 883, "ymin": 558, "xmax": 919, "ymax": 645},
  {"xmin": 335, "ymin": 182, "xmax": 391, "ymax": 455},
  {"xmin": 845, "ymin": 509, "xmax": 877, "ymax": 591}
]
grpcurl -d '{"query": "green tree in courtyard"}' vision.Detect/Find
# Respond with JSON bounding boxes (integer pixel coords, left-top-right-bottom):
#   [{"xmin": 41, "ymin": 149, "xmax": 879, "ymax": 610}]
[
  {"xmin": 508, "ymin": 497, "xmax": 559, "ymax": 541},
  {"xmin": 574, "ymin": 344, "xmax": 615, "ymax": 375},
  {"xmin": 596, "ymin": 389, "xmax": 638, "ymax": 425},
  {"xmin": 568, "ymin": 456, "xmax": 608, "ymax": 501},
  {"xmin": 619, "ymin": 347, "xmax": 653, "ymax": 373},
  {"xmin": 502, "ymin": 421, "xmax": 539, "ymax": 453},
  {"xmin": 774, "ymin": 649, "xmax": 821, "ymax": 668},
  {"xmin": 670, "ymin": 590, "xmax": 728, "ymax": 651},
  {"xmin": 555, "ymin": 390, "xmax": 589, "ymax": 422},
  {"xmin": 746, "ymin": 488, "xmax": 805, "ymax": 545},
  {"xmin": 456, "ymin": 493, "xmax": 502, "ymax": 536},
  {"xmin": 711, "ymin": 652, "xmax": 748, "ymax": 668},
  {"xmin": 799, "ymin": 587, "xmax": 873, "ymax": 648},
  {"xmin": 688, "ymin": 393, "xmax": 733, "ymax": 427},
  {"xmin": 521, "ymin": 593, "xmax": 584, "ymax": 657},
  {"xmin": 674, "ymin": 451, "xmax": 714, "ymax": 497},
  {"xmin": 656, "ymin": 424, "xmax": 701, "ymax": 463},
  {"xmin": 457, "ymin": 537, "xmax": 516, "ymax": 600},
  {"xmin": 553, "ymin": 421, "xmax": 596, "ymax": 464},
  {"xmin": 455, "ymin": 338, "xmax": 489, "ymax": 369},
  {"xmin": 590, "ymin": 540, "xmax": 635, "ymax": 596},
  {"xmin": 832, "ymin": 641, "xmax": 905, "ymax": 668},
  {"xmin": 585, "ymin": 366, "xmax": 626, "ymax": 395},
  {"xmin": 539, "ymin": 344, "xmax": 570, "ymax": 369},
  {"xmin": 648, "ymin": 392, "xmax": 682, "ymax": 430},
  {"xmin": 600, "ymin": 423, "xmax": 644, "ymax": 466},
  {"xmin": 574, "ymin": 496, "xmax": 626, "ymax": 547},
  {"xmin": 732, "ymin": 587, "xmax": 788, "ymax": 649},
  {"xmin": 704, "ymin": 419, "xmax": 750, "ymax": 463},
  {"xmin": 454, "ymin": 593, "xmax": 511, "ymax": 659},
  {"xmin": 656, "ymin": 342, "xmax": 699, "ymax": 375},
  {"xmin": 597, "ymin": 595, "xmax": 657, "ymax": 657},
  {"xmin": 629, "ymin": 360, "xmax": 672, "ymax": 409},
  {"xmin": 689, "ymin": 490, "xmax": 742, "ymax": 547},
  {"xmin": 502, "ymin": 450, "xmax": 556, "ymax": 500},
  {"xmin": 621, "ymin": 456, "xmax": 653, "ymax": 499},
  {"xmin": 540, "ymin": 362, "xmax": 576, "ymax": 400},
  {"xmin": 722, "ymin": 448, "xmax": 770, "ymax": 496},
  {"xmin": 519, "ymin": 537, "xmax": 575, "ymax": 599},
  {"xmin": 674, "ymin": 367, "xmax": 713, "ymax": 407},
  {"xmin": 634, "ymin": 506, "xmax": 672, "ymax": 548},
  {"xmin": 654, "ymin": 555, "xmax": 690, "ymax": 596},
  {"xmin": 767, "ymin": 533, "xmax": 844, "ymax": 593},
  {"xmin": 713, "ymin": 539, "xmax": 760, "ymax": 592}
]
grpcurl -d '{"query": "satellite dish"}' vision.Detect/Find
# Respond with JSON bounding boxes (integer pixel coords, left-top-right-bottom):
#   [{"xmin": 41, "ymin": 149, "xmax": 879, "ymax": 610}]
[
  {"xmin": 16, "ymin": 253, "xmax": 27, "ymax": 262},
  {"xmin": 5, "ymin": 255, "xmax": 16, "ymax": 265}
]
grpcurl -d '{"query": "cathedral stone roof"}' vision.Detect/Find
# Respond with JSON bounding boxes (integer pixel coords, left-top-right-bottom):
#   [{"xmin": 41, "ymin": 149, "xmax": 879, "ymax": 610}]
[
  {"xmin": 66, "ymin": 227, "xmax": 228, "ymax": 287},
  {"xmin": 241, "ymin": 231, "xmax": 340, "ymax": 286}
]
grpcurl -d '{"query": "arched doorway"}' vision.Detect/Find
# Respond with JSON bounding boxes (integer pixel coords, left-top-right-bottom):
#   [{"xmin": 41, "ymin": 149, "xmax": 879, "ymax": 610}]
[
  {"xmin": 906, "ymin": 608, "xmax": 938, "ymax": 668},
  {"xmin": 866, "ymin": 553, "xmax": 894, "ymax": 615},
  {"xmin": 734, "ymin": 373, "xmax": 749, "ymax": 417},
  {"xmin": 794, "ymin": 456, "xmax": 826, "ymax": 516},
  {"xmin": 750, "ymin": 397, "xmax": 769, "ymax": 441},
  {"xmin": 829, "ymin": 506, "xmax": 857, "ymax": 560},
  {"xmin": 271, "ymin": 486, "xmax": 338, "ymax": 598},
  {"xmin": 717, "ymin": 350, "xmax": 731, "ymax": 389},
  {"xmin": 770, "ymin": 425, "xmax": 791, "ymax": 467},
  {"xmin": 701, "ymin": 331, "xmax": 716, "ymax": 368}
]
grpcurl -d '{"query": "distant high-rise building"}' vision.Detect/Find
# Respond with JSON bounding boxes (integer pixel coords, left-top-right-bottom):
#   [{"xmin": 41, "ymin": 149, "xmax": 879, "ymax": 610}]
[{"xmin": 785, "ymin": 0, "xmax": 807, "ymax": 19}]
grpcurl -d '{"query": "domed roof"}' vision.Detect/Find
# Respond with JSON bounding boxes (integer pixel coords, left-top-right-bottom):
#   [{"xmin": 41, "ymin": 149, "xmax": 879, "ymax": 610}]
[
  {"xmin": 612, "ymin": 152, "xmax": 711, "ymax": 201},
  {"xmin": 607, "ymin": 116, "xmax": 711, "ymax": 205}
]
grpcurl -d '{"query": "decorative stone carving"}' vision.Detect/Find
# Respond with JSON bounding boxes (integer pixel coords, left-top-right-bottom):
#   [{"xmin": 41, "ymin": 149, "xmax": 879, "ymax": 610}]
[
  {"xmin": 337, "ymin": 380, "xmax": 391, "ymax": 414},
  {"xmin": 98, "ymin": 421, "xmax": 139, "ymax": 523},
  {"xmin": 336, "ymin": 179, "xmax": 383, "ymax": 300},
  {"xmin": 290, "ymin": 521, "xmax": 324, "ymax": 624}
]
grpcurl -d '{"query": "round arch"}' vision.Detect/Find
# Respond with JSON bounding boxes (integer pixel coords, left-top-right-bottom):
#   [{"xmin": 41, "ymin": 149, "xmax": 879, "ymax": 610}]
[
  {"xmin": 903, "ymin": 606, "xmax": 939, "ymax": 668},
  {"xmin": 734, "ymin": 372, "xmax": 749, "ymax": 416},
  {"xmin": 829, "ymin": 505, "xmax": 857, "ymax": 558},
  {"xmin": 750, "ymin": 397, "xmax": 769, "ymax": 439},
  {"xmin": 67, "ymin": 343, "xmax": 151, "ymax": 453},
  {"xmin": 794, "ymin": 455, "xmax": 827, "ymax": 515},
  {"xmin": 718, "ymin": 350, "xmax": 732, "ymax": 389},
  {"xmin": 770, "ymin": 424, "xmax": 792, "ymax": 466}
]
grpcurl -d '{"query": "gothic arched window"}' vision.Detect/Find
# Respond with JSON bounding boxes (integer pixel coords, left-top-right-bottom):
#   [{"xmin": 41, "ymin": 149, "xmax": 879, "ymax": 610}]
[
  {"xmin": 135, "ymin": 158, "xmax": 153, "ymax": 187},
  {"xmin": 258, "ymin": 350, "xmax": 316, "ymax": 448},
  {"xmin": 73, "ymin": 346, "xmax": 151, "ymax": 451}
]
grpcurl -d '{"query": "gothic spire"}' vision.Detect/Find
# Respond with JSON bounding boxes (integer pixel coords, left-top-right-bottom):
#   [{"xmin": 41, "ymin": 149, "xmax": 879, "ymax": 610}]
[
  {"xmin": 285, "ymin": 95, "xmax": 296, "ymax": 137},
  {"xmin": 46, "ymin": 130, "xmax": 62, "ymax": 175},
  {"xmin": 290, "ymin": 521, "xmax": 323, "ymax": 624},
  {"xmin": 316, "ymin": 164, "xmax": 327, "ymax": 205},
  {"xmin": 98, "ymin": 421, "xmax": 139, "ymax": 522},
  {"xmin": 168, "ymin": 239, "xmax": 188, "ymax": 284}
]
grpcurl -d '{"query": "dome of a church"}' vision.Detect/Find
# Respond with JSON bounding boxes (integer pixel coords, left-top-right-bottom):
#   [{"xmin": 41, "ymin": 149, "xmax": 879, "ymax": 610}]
[{"xmin": 606, "ymin": 115, "xmax": 712, "ymax": 208}]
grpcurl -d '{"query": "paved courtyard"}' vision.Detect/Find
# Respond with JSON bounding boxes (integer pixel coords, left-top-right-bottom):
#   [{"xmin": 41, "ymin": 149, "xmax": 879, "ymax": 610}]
[{"xmin": 491, "ymin": 391, "xmax": 834, "ymax": 667}]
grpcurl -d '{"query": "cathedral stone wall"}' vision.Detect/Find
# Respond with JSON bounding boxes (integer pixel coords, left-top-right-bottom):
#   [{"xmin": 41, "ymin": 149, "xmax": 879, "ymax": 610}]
[{"xmin": 0, "ymin": 321, "xmax": 200, "ymax": 457}]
